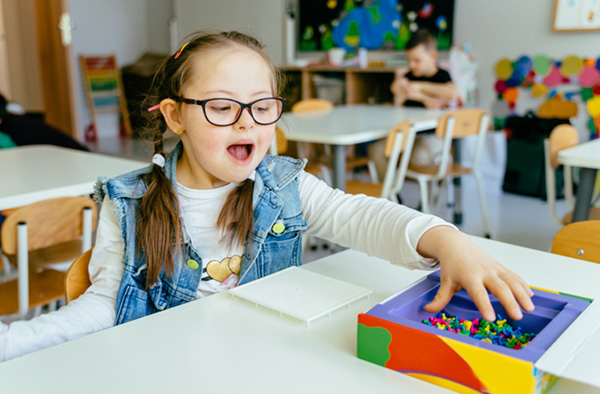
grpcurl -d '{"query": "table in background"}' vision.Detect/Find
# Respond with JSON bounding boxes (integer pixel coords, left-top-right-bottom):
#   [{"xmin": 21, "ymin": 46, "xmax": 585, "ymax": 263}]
[
  {"xmin": 0, "ymin": 237, "xmax": 598, "ymax": 393},
  {"xmin": 0, "ymin": 145, "xmax": 146, "ymax": 210},
  {"xmin": 558, "ymin": 139, "xmax": 600, "ymax": 222},
  {"xmin": 278, "ymin": 105, "xmax": 444, "ymax": 191}
]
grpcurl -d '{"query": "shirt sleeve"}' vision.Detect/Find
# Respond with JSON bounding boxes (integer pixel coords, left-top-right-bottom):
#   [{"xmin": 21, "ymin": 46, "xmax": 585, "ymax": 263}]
[
  {"xmin": 0, "ymin": 196, "xmax": 124, "ymax": 362},
  {"xmin": 299, "ymin": 172, "xmax": 456, "ymax": 270}
]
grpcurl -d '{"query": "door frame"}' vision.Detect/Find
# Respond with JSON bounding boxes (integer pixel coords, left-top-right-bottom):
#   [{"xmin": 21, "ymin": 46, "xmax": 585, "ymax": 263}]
[{"xmin": 34, "ymin": 0, "xmax": 78, "ymax": 138}]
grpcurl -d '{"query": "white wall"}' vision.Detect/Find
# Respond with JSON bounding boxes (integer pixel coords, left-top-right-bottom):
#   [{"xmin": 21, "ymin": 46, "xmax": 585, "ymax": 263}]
[
  {"xmin": 70, "ymin": 0, "xmax": 150, "ymax": 139},
  {"xmin": 454, "ymin": 0, "xmax": 600, "ymax": 115},
  {"xmin": 174, "ymin": 0, "xmax": 286, "ymax": 65},
  {"xmin": 146, "ymin": 0, "xmax": 173, "ymax": 54}
]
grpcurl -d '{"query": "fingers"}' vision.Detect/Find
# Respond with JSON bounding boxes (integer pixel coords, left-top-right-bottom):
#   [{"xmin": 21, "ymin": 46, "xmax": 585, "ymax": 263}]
[
  {"xmin": 484, "ymin": 278, "xmax": 522, "ymax": 320},
  {"xmin": 423, "ymin": 280, "xmax": 456, "ymax": 314},
  {"xmin": 465, "ymin": 284, "xmax": 496, "ymax": 322}
]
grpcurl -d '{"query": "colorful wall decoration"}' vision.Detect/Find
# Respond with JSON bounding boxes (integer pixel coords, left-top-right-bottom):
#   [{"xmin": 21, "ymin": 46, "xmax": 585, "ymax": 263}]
[
  {"xmin": 297, "ymin": 0, "xmax": 454, "ymax": 52},
  {"xmin": 494, "ymin": 54, "xmax": 600, "ymax": 139}
]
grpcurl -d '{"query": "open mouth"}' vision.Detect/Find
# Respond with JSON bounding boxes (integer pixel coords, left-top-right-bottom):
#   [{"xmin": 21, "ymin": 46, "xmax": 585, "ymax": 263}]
[{"xmin": 226, "ymin": 143, "xmax": 254, "ymax": 162}]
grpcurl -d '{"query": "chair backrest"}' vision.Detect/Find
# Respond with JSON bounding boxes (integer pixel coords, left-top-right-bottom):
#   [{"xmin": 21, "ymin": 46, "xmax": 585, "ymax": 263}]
[
  {"xmin": 543, "ymin": 124, "xmax": 578, "ymax": 225},
  {"xmin": 381, "ymin": 120, "xmax": 416, "ymax": 200},
  {"xmin": 547, "ymin": 124, "xmax": 578, "ymax": 169},
  {"xmin": 551, "ymin": 220, "xmax": 600, "ymax": 264},
  {"xmin": 291, "ymin": 98, "xmax": 334, "ymax": 113},
  {"xmin": 433, "ymin": 109, "xmax": 490, "ymax": 177},
  {"xmin": 64, "ymin": 248, "xmax": 93, "ymax": 304},
  {"xmin": 1, "ymin": 196, "xmax": 97, "ymax": 255},
  {"xmin": 0, "ymin": 196, "xmax": 97, "ymax": 317}
]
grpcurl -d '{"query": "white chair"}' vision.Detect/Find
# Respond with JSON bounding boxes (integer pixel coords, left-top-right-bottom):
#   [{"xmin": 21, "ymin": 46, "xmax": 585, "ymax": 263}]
[
  {"xmin": 346, "ymin": 120, "xmax": 416, "ymax": 201},
  {"xmin": 544, "ymin": 124, "xmax": 600, "ymax": 225},
  {"xmin": 405, "ymin": 109, "xmax": 492, "ymax": 238},
  {"xmin": 0, "ymin": 197, "xmax": 97, "ymax": 318}
]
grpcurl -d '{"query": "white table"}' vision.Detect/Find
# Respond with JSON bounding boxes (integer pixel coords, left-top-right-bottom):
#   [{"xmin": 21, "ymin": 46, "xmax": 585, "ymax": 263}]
[
  {"xmin": 278, "ymin": 105, "xmax": 444, "ymax": 190},
  {"xmin": 558, "ymin": 139, "xmax": 600, "ymax": 222},
  {"xmin": 0, "ymin": 145, "xmax": 147, "ymax": 210},
  {"xmin": 0, "ymin": 237, "xmax": 598, "ymax": 393}
]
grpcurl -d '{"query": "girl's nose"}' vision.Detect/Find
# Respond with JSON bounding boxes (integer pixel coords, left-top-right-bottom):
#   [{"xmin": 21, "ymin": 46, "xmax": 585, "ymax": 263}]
[{"xmin": 235, "ymin": 107, "xmax": 254, "ymax": 130}]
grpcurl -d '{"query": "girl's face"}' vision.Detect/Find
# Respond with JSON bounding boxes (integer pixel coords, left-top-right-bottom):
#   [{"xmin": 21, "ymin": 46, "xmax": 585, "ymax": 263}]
[{"xmin": 175, "ymin": 48, "xmax": 276, "ymax": 189}]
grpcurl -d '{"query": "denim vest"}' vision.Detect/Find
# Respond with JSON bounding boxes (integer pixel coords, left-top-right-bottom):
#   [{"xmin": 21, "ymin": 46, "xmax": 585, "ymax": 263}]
[{"xmin": 95, "ymin": 143, "xmax": 307, "ymax": 325}]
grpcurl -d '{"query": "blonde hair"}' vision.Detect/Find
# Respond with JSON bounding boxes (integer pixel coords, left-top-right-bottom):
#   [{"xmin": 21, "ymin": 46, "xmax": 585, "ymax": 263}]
[{"xmin": 138, "ymin": 31, "xmax": 282, "ymax": 288}]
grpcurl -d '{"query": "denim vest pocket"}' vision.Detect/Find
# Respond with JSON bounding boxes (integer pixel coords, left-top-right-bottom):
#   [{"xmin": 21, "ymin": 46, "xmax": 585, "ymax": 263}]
[
  {"xmin": 115, "ymin": 284, "xmax": 159, "ymax": 325},
  {"xmin": 267, "ymin": 214, "xmax": 307, "ymax": 240},
  {"xmin": 255, "ymin": 215, "xmax": 305, "ymax": 278}
]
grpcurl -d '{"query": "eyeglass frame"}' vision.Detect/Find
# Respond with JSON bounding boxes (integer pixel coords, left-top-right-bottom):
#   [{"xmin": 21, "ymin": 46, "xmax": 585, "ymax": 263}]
[{"xmin": 172, "ymin": 96, "xmax": 286, "ymax": 127}]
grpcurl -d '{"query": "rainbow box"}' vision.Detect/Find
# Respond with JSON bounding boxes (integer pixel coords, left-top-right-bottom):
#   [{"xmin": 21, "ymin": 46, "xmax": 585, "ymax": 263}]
[{"xmin": 357, "ymin": 271, "xmax": 593, "ymax": 394}]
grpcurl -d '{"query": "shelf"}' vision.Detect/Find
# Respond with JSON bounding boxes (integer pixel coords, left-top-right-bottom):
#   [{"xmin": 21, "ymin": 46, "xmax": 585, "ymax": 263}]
[{"xmin": 280, "ymin": 66, "xmax": 398, "ymax": 109}]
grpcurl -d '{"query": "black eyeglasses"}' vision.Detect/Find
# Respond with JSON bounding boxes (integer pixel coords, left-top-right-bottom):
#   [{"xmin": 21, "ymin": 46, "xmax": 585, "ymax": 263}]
[{"xmin": 173, "ymin": 97, "xmax": 286, "ymax": 127}]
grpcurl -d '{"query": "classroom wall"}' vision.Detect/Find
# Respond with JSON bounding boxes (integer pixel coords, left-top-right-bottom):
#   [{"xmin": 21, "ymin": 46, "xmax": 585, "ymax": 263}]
[
  {"xmin": 454, "ymin": 0, "xmax": 600, "ymax": 118},
  {"xmin": 174, "ymin": 0, "xmax": 286, "ymax": 65},
  {"xmin": 70, "ymin": 0, "xmax": 150, "ymax": 140}
]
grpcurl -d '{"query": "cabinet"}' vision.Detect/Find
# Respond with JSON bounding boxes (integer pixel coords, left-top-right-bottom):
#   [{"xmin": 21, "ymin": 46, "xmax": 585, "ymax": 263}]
[{"xmin": 280, "ymin": 66, "xmax": 397, "ymax": 111}]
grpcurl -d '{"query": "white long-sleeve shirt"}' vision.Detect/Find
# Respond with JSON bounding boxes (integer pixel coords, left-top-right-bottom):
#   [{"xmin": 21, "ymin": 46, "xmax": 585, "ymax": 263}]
[{"xmin": 0, "ymin": 171, "xmax": 451, "ymax": 361}]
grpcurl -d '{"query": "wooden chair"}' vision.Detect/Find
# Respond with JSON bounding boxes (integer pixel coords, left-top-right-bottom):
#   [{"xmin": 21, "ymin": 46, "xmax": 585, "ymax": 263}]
[
  {"xmin": 64, "ymin": 248, "xmax": 93, "ymax": 304},
  {"xmin": 291, "ymin": 98, "xmax": 379, "ymax": 183},
  {"xmin": 550, "ymin": 220, "xmax": 600, "ymax": 264},
  {"xmin": 0, "ymin": 196, "xmax": 97, "ymax": 318},
  {"xmin": 405, "ymin": 109, "xmax": 492, "ymax": 238},
  {"xmin": 345, "ymin": 120, "xmax": 416, "ymax": 201},
  {"xmin": 544, "ymin": 124, "xmax": 600, "ymax": 225}
]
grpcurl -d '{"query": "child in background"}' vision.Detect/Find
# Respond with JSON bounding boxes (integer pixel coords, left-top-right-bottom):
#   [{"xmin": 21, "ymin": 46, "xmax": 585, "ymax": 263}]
[
  {"xmin": 0, "ymin": 31, "xmax": 533, "ymax": 362},
  {"xmin": 370, "ymin": 29, "xmax": 460, "ymax": 180},
  {"xmin": 391, "ymin": 29, "xmax": 459, "ymax": 109}
]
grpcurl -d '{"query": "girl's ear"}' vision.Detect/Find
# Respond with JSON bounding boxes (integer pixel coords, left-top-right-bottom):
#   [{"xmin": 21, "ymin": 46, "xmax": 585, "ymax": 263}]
[{"xmin": 160, "ymin": 98, "xmax": 183, "ymax": 135}]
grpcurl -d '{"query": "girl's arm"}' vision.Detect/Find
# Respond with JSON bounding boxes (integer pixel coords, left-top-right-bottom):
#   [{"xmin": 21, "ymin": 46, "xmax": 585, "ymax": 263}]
[
  {"xmin": 0, "ymin": 197, "xmax": 124, "ymax": 362},
  {"xmin": 299, "ymin": 172, "xmax": 534, "ymax": 321},
  {"xmin": 300, "ymin": 172, "xmax": 452, "ymax": 270}
]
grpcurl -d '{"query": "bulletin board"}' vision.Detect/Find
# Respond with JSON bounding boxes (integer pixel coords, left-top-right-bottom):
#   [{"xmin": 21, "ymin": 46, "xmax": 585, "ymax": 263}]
[
  {"xmin": 297, "ymin": 0, "xmax": 454, "ymax": 52},
  {"xmin": 79, "ymin": 55, "xmax": 132, "ymax": 140},
  {"xmin": 553, "ymin": 0, "xmax": 600, "ymax": 32}
]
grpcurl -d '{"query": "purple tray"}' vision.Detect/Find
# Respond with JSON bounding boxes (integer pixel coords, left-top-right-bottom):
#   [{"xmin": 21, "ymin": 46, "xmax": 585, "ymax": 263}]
[{"xmin": 366, "ymin": 270, "xmax": 590, "ymax": 363}]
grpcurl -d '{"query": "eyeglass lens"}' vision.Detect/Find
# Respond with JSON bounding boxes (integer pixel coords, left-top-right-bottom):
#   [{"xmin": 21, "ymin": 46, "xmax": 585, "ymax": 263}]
[{"xmin": 204, "ymin": 98, "xmax": 283, "ymax": 126}]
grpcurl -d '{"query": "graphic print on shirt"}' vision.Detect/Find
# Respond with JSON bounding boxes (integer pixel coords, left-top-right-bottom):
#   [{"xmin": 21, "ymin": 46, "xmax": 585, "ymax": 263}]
[{"xmin": 202, "ymin": 255, "xmax": 242, "ymax": 287}]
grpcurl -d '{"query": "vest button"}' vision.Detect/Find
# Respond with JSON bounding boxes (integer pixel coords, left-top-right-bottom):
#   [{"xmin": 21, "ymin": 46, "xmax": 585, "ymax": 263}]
[
  {"xmin": 272, "ymin": 221, "xmax": 285, "ymax": 234},
  {"xmin": 187, "ymin": 259, "xmax": 199, "ymax": 270}
]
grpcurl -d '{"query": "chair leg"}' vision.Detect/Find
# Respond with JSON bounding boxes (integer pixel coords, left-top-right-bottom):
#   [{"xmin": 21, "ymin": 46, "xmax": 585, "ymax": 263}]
[
  {"xmin": 434, "ymin": 179, "xmax": 447, "ymax": 215},
  {"xmin": 474, "ymin": 173, "xmax": 491, "ymax": 238},
  {"xmin": 446, "ymin": 177, "xmax": 454, "ymax": 207},
  {"xmin": 367, "ymin": 161, "xmax": 380, "ymax": 183},
  {"xmin": 319, "ymin": 164, "xmax": 333, "ymax": 186},
  {"xmin": 418, "ymin": 178, "xmax": 431, "ymax": 213}
]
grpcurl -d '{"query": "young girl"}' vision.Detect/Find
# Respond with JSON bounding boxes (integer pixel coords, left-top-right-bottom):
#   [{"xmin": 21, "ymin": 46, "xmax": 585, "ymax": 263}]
[{"xmin": 0, "ymin": 31, "xmax": 534, "ymax": 361}]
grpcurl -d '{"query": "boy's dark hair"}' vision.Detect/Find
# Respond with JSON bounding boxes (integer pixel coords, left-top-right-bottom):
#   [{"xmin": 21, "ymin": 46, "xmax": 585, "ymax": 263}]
[{"xmin": 405, "ymin": 29, "xmax": 437, "ymax": 51}]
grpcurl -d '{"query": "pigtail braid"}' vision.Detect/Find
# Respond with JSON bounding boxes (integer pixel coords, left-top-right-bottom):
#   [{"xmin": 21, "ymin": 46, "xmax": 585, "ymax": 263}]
[
  {"xmin": 217, "ymin": 179, "xmax": 255, "ymax": 247},
  {"xmin": 136, "ymin": 134, "xmax": 183, "ymax": 288}
]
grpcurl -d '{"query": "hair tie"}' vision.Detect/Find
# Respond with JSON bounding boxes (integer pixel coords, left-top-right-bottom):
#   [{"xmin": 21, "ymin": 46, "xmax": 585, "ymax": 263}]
[
  {"xmin": 152, "ymin": 153, "xmax": 166, "ymax": 168},
  {"xmin": 148, "ymin": 104, "xmax": 160, "ymax": 112},
  {"xmin": 174, "ymin": 42, "xmax": 189, "ymax": 59}
]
